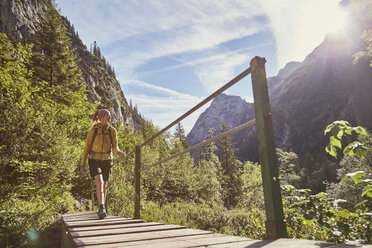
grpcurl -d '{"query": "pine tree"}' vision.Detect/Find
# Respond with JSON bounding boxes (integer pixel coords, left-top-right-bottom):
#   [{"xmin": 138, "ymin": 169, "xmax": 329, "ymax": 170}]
[
  {"xmin": 93, "ymin": 41, "xmax": 97, "ymax": 55},
  {"xmin": 198, "ymin": 128, "xmax": 217, "ymax": 161},
  {"xmin": 173, "ymin": 122, "xmax": 189, "ymax": 149},
  {"xmin": 276, "ymin": 148, "xmax": 301, "ymax": 188},
  {"xmin": 0, "ymin": 33, "xmax": 93, "ymax": 246},
  {"xmin": 195, "ymin": 128, "xmax": 222, "ymax": 203},
  {"xmin": 217, "ymin": 123, "xmax": 243, "ymax": 209},
  {"xmin": 31, "ymin": 2, "xmax": 82, "ymax": 105}
]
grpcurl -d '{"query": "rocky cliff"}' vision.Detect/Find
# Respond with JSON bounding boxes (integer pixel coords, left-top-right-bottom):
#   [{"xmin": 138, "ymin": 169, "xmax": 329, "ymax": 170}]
[
  {"xmin": 0, "ymin": 0, "xmax": 143, "ymax": 130},
  {"xmin": 188, "ymin": 21, "xmax": 372, "ymax": 163},
  {"xmin": 187, "ymin": 93, "xmax": 256, "ymax": 161}
]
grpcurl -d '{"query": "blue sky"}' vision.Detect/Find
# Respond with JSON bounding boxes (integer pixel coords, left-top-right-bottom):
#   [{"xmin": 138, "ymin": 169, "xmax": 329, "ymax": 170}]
[{"xmin": 56, "ymin": 0, "xmax": 345, "ymax": 133}]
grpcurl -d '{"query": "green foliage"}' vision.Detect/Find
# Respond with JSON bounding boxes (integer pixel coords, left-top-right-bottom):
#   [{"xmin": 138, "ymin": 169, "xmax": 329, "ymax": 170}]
[
  {"xmin": 31, "ymin": 2, "xmax": 83, "ymax": 106},
  {"xmin": 217, "ymin": 123, "xmax": 243, "ymax": 209},
  {"xmin": 283, "ymin": 185, "xmax": 371, "ymax": 243},
  {"xmin": 196, "ymin": 129, "xmax": 222, "ymax": 204},
  {"xmin": 325, "ymin": 120, "xmax": 368, "ymax": 159},
  {"xmin": 106, "ymin": 117, "xmax": 371, "ymax": 244},
  {"xmin": 139, "ymin": 200, "xmax": 266, "ymax": 240},
  {"xmin": 326, "ymin": 156, "xmax": 371, "ymax": 210},
  {"xmin": 91, "ymin": 41, "xmax": 116, "ymax": 78},
  {"xmin": 0, "ymin": 30, "xmax": 93, "ymax": 246},
  {"xmin": 143, "ymin": 139, "xmax": 196, "ymax": 205},
  {"xmin": 276, "ymin": 148, "xmax": 301, "ymax": 188},
  {"xmin": 342, "ymin": 171, "xmax": 372, "ymax": 208},
  {"xmin": 351, "ymin": 0, "xmax": 372, "ymax": 66},
  {"xmin": 325, "ymin": 121, "xmax": 371, "ymax": 211},
  {"xmin": 173, "ymin": 122, "xmax": 189, "ymax": 149},
  {"xmin": 353, "ymin": 30, "xmax": 372, "ymax": 66},
  {"xmin": 240, "ymin": 161, "xmax": 264, "ymax": 210}
]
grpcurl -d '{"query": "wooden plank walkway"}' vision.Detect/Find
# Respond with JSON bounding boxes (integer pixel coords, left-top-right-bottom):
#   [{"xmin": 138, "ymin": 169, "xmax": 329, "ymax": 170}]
[{"xmin": 61, "ymin": 211, "xmax": 370, "ymax": 248}]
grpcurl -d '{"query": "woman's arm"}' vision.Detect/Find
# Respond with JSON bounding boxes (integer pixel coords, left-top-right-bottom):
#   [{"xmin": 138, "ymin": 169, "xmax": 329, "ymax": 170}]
[
  {"xmin": 112, "ymin": 128, "xmax": 127, "ymax": 157},
  {"xmin": 80, "ymin": 128, "xmax": 94, "ymax": 171}
]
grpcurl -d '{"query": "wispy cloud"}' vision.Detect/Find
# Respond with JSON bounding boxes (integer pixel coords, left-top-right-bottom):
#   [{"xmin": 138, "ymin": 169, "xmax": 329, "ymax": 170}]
[
  {"xmin": 57, "ymin": 0, "xmax": 343, "ymax": 132},
  {"xmin": 139, "ymin": 42, "xmax": 273, "ymax": 92},
  {"xmin": 62, "ymin": 0, "xmax": 266, "ymax": 47},
  {"xmin": 59, "ymin": 0, "xmax": 267, "ymax": 79},
  {"xmin": 122, "ymin": 80, "xmax": 205, "ymax": 133},
  {"xmin": 191, "ymin": 51, "xmax": 252, "ymax": 92},
  {"xmin": 57, "ymin": 0, "xmax": 269, "ymax": 130}
]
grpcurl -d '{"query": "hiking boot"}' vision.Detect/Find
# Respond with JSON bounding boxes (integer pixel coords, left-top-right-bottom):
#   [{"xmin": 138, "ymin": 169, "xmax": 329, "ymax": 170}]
[{"xmin": 97, "ymin": 204, "xmax": 107, "ymax": 219}]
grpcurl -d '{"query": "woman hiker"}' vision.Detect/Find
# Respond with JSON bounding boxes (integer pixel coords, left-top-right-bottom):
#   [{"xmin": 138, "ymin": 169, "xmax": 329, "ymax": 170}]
[{"xmin": 80, "ymin": 109, "xmax": 126, "ymax": 219}]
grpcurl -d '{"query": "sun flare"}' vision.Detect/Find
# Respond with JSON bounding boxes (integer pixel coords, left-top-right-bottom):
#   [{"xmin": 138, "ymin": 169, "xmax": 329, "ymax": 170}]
[
  {"xmin": 321, "ymin": 4, "xmax": 348, "ymax": 34},
  {"xmin": 271, "ymin": 0, "xmax": 350, "ymax": 68}
]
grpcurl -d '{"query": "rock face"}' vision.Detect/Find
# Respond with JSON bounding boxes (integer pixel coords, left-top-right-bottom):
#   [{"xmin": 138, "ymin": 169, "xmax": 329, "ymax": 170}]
[
  {"xmin": 66, "ymin": 23, "xmax": 142, "ymax": 130},
  {"xmin": 187, "ymin": 93, "xmax": 256, "ymax": 162},
  {"xmin": 0, "ymin": 0, "xmax": 45, "ymax": 42},
  {"xmin": 188, "ymin": 26, "xmax": 372, "ymax": 163},
  {"xmin": 0, "ymin": 0, "xmax": 142, "ymax": 130},
  {"xmin": 270, "ymin": 30, "xmax": 372, "ymax": 161}
]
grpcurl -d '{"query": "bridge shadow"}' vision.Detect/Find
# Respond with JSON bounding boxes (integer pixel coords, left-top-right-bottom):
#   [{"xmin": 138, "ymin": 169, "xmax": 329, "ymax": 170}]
[
  {"xmin": 242, "ymin": 239, "xmax": 275, "ymax": 248},
  {"xmin": 241, "ymin": 239, "xmax": 364, "ymax": 248}
]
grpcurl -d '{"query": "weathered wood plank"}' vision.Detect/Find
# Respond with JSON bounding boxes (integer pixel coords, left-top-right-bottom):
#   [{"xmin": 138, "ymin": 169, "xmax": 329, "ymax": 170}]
[
  {"xmin": 81, "ymin": 233, "xmax": 219, "ymax": 248},
  {"xmin": 62, "ymin": 212, "xmax": 369, "ymax": 248},
  {"xmin": 64, "ymin": 216, "xmax": 134, "ymax": 222},
  {"xmin": 64, "ymin": 218, "xmax": 143, "ymax": 228},
  {"xmin": 62, "ymin": 211, "xmax": 97, "ymax": 219},
  {"xmin": 101, "ymin": 233, "xmax": 254, "ymax": 248},
  {"xmin": 70, "ymin": 224, "xmax": 186, "ymax": 238},
  {"xmin": 77, "ymin": 233, "xmax": 257, "ymax": 248},
  {"xmin": 68, "ymin": 222, "xmax": 164, "ymax": 232},
  {"xmin": 64, "ymin": 215, "xmax": 123, "ymax": 222},
  {"xmin": 195, "ymin": 238, "xmax": 370, "ymax": 248},
  {"xmin": 74, "ymin": 228, "xmax": 213, "ymax": 247}
]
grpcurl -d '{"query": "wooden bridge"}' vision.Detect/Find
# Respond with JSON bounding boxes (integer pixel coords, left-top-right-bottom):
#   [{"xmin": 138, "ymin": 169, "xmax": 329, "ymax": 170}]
[
  {"xmin": 63, "ymin": 57, "xmax": 370, "ymax": 247},
  {"xmin": 61, "ymin": 211, "xmax": 368, "ymax": 248}
]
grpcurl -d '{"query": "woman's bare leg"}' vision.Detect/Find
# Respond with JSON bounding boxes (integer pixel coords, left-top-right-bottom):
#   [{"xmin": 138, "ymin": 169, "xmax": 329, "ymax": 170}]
[
  {"xmin": 103, "ymin": 181, "xmax": 108, "ymax": 204},
  {"xmin": 94, "ymin": 174, "xmax": 104, "ymax": 205}
]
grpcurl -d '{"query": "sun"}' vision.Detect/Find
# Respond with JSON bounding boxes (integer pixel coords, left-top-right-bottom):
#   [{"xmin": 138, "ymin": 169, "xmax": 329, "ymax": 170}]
[
  {"xmin": 302, "ymin": 1, "xmax": 348, "ymax": 38},
  {"xmin": 286, "ymin": 1, "xmax": 349, "ymax": 65},
  {"xmin": 322, "ymin": 3, "xmax": 348, "ymax": 34}
]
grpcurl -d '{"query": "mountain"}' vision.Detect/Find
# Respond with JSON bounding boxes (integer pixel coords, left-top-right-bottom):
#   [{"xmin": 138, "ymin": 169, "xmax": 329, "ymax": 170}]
[
  {"xmin": 0, "ymin": 0, "xmax": 143, "ymax": 130},
  {"xmin": 187, "ymin": 93, "xmax": 257, "ymax": 161},
  {"xmin": 188, "ymin": 18, "xmax": 372, "ymax": 164}
]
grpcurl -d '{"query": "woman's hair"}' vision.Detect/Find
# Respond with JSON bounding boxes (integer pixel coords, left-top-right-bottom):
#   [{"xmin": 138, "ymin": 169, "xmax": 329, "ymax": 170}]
[{"xmin": 90, "ymin": 109, "xmax": 111, "ymax": 125}]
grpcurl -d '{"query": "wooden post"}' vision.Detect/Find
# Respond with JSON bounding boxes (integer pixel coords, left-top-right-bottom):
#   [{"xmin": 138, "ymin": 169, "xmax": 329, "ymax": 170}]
[
  {"xmin": 134, "ymin": 145, "xmax": 141, "ymax": 219},
  {"xmin": 250, "ymin": 56, "xmax": 287, "ymax": 239}
]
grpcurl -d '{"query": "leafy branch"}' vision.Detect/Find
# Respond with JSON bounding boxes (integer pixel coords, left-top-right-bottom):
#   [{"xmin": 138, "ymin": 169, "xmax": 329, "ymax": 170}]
[{"xmin": 324, "ymin": 120, "xmax": 368, "ymax": 159}]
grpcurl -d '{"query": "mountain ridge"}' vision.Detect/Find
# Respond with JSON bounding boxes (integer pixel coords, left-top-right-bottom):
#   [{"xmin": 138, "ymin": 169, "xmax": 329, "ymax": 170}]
[
  {"xmin": 0, "ymin": 0, "xmax": 143, "ymax": 130},
  {"xmin": 187, "ymin": 25, "xmax": 372, "ymax": 164}
]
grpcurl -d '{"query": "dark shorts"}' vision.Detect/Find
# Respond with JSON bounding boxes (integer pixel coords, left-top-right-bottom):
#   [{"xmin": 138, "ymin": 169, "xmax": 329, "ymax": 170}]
[{"xmin": 88, "ymin": 159, "xmax": 113, "ymax": 181}]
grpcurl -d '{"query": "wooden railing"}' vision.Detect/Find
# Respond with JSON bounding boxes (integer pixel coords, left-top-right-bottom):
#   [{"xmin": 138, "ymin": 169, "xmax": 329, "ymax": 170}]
[{"xmin": 110, "ymin": 56, "xmax": 287, "ymax": 239}]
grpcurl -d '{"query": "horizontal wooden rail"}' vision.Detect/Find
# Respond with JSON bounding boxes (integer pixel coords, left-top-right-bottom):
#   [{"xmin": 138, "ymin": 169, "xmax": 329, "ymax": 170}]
[
  {"xmin": 107, "ymin": 56, "xmax": 286, "ymax": 238},
  {"xmin": 141, "ymin": 119, "xmax": 256, "ymax": 172},
  {"xmin": 136, "ymin": 66, "xmax": 252, "ymax": 149},
  {"xmin": 121, "ymin": 119, "xmax": 256, "ymax": 180}
]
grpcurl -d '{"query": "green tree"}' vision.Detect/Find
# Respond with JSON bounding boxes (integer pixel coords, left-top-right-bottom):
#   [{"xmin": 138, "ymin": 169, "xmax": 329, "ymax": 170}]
[
  {"xmin": 0, "ymin": 32, "xmax": 92, "ymax": 247},
  {"xmin": 31, "ymin": 2, "xmax": 82, "ymax": 105},
  {"xmin": 276, "ymin": 148, "xmax": 301, "ymax": 188},
  {"xmin": 217, "ymin": 123, "xmax": 243, "ymax": 209},
  {"xmin": 173, "ymin": 122, "xmax": 189, "ymax": 149},
  {"xmin": 240, "ymin": 161, "xmax": 264, "ymax": 210},
  {"xmin": 143, "ymin": 139, "xmax": 196, "ymax": 205},
  {"xmin": 325, "ymin": 121, "xmax": 372, "ymax": 210},
  {"xmin": 350, "ymin": 0, "xmax": 372, "ymax": 66},
  {"xmin": 195, "ymin": 129, "xmax": 222, "ymax": 204}
]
